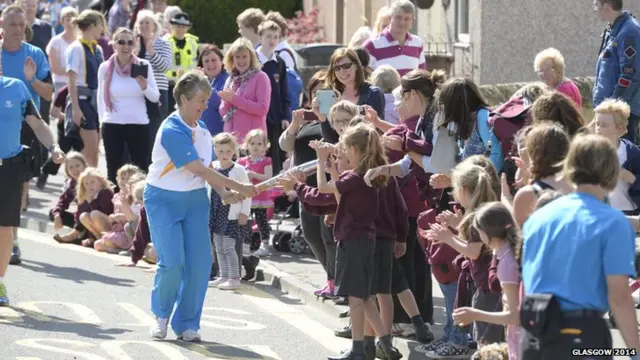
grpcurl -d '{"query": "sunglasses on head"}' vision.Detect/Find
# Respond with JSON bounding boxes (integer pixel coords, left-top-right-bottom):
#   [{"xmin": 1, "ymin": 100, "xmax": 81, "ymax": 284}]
[
  {"xmin": 116, "ymin": 39, "xmax": 134, "ymax": 46},
  {"xmin": 333, "ymin": 62, "xmax": 354, "ymax": 72}
]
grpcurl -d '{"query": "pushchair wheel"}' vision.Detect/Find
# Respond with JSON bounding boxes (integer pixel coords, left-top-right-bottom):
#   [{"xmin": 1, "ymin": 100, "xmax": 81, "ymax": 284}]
[
  {"xmin": 272, "ymin": 231, "xmax": 288, "ymax": 252},
  {"xmin": 275, "ymin": 232, "xmax": 292, "ymax": 252},
  {"xmin": 288, "ymin": 236, "xmax": 307, "ymax": 254}
]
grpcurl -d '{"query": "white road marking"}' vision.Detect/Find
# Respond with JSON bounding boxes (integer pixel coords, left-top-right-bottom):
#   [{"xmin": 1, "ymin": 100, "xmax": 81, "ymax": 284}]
[{"xmin": 236, "ymin": 285, "xmax": 350, "ymax": 354}]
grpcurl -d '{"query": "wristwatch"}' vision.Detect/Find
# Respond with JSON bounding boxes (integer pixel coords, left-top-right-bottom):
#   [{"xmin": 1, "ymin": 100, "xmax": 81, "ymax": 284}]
[{"xmin": 48, "ymin": 144, "xmax": 59, "ymax": 153}]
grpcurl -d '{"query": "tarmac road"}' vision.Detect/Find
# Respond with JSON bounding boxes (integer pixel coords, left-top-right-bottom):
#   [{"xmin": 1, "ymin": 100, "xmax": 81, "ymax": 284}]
[{"xmin": 0, "ymin": 229, "xmax": 351, "ymax": 360}]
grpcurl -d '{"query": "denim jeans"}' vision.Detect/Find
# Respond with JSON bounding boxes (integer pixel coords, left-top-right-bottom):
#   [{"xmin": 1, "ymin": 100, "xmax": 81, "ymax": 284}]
[{"xmin": 439, "ymin": 281, "xmax": 468, "ymax": 345}]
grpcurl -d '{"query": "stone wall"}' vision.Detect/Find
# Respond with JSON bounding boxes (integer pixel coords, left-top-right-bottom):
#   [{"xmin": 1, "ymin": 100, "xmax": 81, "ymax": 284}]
[{"xmin": 479, "ymin": 76, "xmax": 595, "ymax": 120}]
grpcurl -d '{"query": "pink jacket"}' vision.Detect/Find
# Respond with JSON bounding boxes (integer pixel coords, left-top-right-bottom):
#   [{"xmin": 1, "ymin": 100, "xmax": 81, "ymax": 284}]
[
  {"xmin": 556, "ymin": 80, "xmax": 583, "ymax": 108},
  {"xmin": 220, "ymin": 71, "xmax": 271, "ymax": 143}
]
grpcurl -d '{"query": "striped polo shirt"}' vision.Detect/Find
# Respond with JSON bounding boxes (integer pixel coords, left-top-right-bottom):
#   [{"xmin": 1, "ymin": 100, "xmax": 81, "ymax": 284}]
[
  {"xmin": 142, "ymin": 37, "xmax": 173, "ymax": 91},
  {"xmin": 363, "ymin": 29, "xmax": 426, "ymax": 76}
]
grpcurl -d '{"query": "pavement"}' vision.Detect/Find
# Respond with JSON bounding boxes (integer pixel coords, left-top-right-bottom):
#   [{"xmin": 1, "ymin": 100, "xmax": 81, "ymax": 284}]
[{"xmin": 9, "ymin": 143, "xmax": 640, "ymax": 359}]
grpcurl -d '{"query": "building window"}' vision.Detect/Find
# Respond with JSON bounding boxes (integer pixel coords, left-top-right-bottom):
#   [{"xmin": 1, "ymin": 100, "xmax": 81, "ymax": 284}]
[{"xmin": 456, "ymin": 0, "xmax": 469, "ymax": 43}]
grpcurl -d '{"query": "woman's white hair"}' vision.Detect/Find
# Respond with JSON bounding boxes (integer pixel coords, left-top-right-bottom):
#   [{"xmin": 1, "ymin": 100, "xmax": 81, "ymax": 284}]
[
  {"xmin": 534, "ymin": 47, "xmax": 566, "ymax": 77},
  {"xmin": 348, "ymin": 26, "xmax": 372, "ymax": 48},
  {"xmin": 135, "ymin": 9, "xmax": 161, "ymax": 37},
  {"xmin": 163, "ymin": 6, "xmax": 181, "ymax": 28}
]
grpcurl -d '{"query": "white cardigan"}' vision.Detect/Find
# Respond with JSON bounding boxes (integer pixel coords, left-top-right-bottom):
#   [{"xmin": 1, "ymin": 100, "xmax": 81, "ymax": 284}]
[{"xmin": 213, "ymin": 161, "xmax": 252, "ymax": 220}]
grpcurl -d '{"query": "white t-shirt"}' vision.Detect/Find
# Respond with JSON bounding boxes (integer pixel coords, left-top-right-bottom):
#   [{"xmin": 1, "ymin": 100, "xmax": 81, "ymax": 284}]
[
  {"xmin": 65, "ymin": 40, "xmax": 104, "ymax": 88},
  {"xmin": 610, "ymin": 141, "xmax": 636, "ymax": 211},
  {"xmin": 97, "ymin": 58, "xmax": 160, "ymax": 125},
  {"xmin": 47, "ymin": 34, "xmax": 73, "ymax": 85},
  {"xmin": 146, "ymin": 112, "xmax": 213, "ymax": 192}
]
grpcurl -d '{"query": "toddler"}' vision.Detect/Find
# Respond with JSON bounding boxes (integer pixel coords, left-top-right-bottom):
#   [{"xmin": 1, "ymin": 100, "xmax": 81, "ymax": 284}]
[
  {"xmin": 76, "ymin": 168, "xmax": 115, "ymax": 247},
  {"xmin": 209, "ymin": 133, "xmax": 252, "ymax": 291},
  {"xmin": 237, "ymin": 129, "xmax": 273, "ymax": 256},
  {"xmin": 51, "ymin": 151, "xmax": 88, "ymax": 243}
]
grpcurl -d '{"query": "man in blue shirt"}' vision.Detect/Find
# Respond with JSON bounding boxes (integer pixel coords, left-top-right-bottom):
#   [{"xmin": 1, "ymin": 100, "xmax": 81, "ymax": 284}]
[
  {"xmin": 593, "ymin": 0, "xmax": 640, "ymax": 143},
  {"xmin": 0, "ymin": 74, "xmax": 65, "ymax": 307},
  {"xmin": 521, "ymin": 134, "xmax": 639, "ymax": 358},
  {"xmin": 1, "ymin": 5, "xmax": 53, "ymax": 265}
]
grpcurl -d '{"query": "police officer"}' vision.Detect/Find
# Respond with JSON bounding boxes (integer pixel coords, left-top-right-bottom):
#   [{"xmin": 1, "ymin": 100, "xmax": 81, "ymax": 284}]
[
  {"xmin": 164, "ymin": 12, "xmax": 198, "ymax": 112},
  {"xmin": 593, "ymin": 0, "xmax": 640, "ymax": 144},
  {"xmin": 0, "ymin": 70, "xmax": 65, "ymax": 306}
]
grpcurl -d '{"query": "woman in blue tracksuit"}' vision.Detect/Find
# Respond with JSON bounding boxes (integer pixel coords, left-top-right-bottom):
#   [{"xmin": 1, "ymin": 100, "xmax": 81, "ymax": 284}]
[{"xmin": 144, "ymin": 71, "xmax": 257, "ymax": 342}]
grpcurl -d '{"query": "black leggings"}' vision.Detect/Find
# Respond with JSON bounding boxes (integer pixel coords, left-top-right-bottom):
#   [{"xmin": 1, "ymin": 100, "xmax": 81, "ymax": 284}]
[
  {"xmin": 102, "ymin": 123, "xmax": 150, "ymax": 184},
  {"xmin": 251, "ymin": 208, "xmax": 271, "ymax": 241},
  {"xmin": 393, "ymin": 217, "xmax": 434, "ymax": 324},
  {"xmin": 267, "ymin": 122, "xmax": 285, "ymax": 174}
]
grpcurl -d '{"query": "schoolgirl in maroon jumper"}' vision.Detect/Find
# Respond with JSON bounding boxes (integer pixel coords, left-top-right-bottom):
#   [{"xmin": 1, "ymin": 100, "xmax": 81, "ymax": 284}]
[
  {"xmin": 315, "ymin": 124, "xmax": 400, "ymax": 360},
  {"xmin": 364, "ymin": 69, "xmax": 446, "ymax": 336},
  {"xmin": 424, "ymin": 157, "xmax": 505, "ymax": 351},
  {"xmin": 75, "ymin": 167, "xmax": 115, "ymax": 247},
  {"xmin": 51, "ymin": 151, "xmax": 88, "ymax": 244}
]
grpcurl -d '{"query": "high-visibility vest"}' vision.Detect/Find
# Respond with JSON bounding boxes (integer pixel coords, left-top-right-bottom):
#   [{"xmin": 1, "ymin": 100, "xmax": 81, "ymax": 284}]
[{"xmin": 165, "ymin": 33, "xmax": 199, "ymax": 83}]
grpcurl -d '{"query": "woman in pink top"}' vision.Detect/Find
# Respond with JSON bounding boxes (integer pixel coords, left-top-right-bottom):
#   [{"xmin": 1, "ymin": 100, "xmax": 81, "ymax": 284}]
[
  {"xmin": 219, "ymin": 38, "xmax": 271, "ymax": 143},
  {"xmin": 534, "ymin": 47, "xmax": 583, "ymax": 108},
  {"xmin": 452, "ymin": 202, "xmax": 522, "ymax": 360}
]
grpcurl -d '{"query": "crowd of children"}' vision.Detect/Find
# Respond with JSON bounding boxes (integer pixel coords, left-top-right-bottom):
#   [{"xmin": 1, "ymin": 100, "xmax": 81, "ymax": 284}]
[
  {"xmin": 266, "ymin": 62, "xmax": 640, "ymax": 359},
  {"xmin": 50, "ymin": 154, "xmax": 156, "ymax": 265}
]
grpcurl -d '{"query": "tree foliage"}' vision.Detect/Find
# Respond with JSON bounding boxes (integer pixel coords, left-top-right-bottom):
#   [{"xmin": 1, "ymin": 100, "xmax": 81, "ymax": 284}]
[
  {"xmin": 287, "ymin": 7, "xmax": 326, "ymax": 44},
  {"xmin": 167, "ymin": 0, "xmax": 303, "ymax": 47}
]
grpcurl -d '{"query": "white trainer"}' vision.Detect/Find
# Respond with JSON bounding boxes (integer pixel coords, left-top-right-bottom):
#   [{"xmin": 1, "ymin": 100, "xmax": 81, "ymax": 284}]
[
  {"xmin": 150, "ymin": 317, "xmax": 169, "ymax": 339},
  {"xmin": 179, "ymin": 329, "xmax": 201, "ymax": 342},
  {"xmin": 218, "ymin": 279, "xmax": 241, "ymax": 290},
  {"xmin": 252, "ymin": 246, "xmax": 270, "ymax": 257},
  {"xmin": 208, "ymin": 277, "xmax": 225, "ymax": 287}
]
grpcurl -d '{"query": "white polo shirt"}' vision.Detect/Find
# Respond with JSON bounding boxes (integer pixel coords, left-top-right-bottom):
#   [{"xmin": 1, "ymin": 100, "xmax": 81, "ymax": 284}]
[{"xmin": 146, "ymin": 112, "xmax": 213, "ymax": 192}]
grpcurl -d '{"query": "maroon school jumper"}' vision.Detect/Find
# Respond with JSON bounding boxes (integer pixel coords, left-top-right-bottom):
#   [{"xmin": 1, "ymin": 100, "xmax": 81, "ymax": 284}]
[
  {"xmin": 129, "ymin": 206, "xmax": 151, "ymax": 264},
  {"xmin": 294, "ymin": 183, "xmax": 337, "ymax": 216},
  {"xmin": 50, "ymin": 178, "xmax": 77, "ymax": 219},
  {"xmin": 384, "ymin": 115, "xmax": 432, "ymax": 218},
  {"xmin": 375, "ymin": 177, "xmax": 408, "ymax": 242},
  {"xmin": 75, "ymin": 188, "xmax": 115, "ymax": 222}
]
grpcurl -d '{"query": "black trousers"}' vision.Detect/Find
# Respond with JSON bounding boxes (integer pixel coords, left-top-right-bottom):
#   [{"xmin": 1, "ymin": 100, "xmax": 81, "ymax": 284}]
[
  {"xmin": 102, "ymin": 123, "xmax": 150, "ymax": 184},
  {"xmin": 393, "ymin": 217, "xmax": 434, "ymax": 324},
  {"xmin": 42, "ymin": 120, "xmax": 84, "ymax": 176},
  {"xmin": 520, "ymin": 315, "xmax": 612, "ymax": 359},
  {"xmin": 267, "ymin": 121, "xmax": 285, "ymax": 175}
]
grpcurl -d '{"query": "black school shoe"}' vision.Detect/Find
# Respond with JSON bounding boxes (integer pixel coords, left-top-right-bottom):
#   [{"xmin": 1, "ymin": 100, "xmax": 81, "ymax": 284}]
[
  {"xmin": 9, "ymin": 246, "xmax": 21, "ymax": 265},
  {"xmin": 375, "ymin": 340, "xmax": 402, "ymax": 360},
  {"xmin": 414, "ymin": 323, "xmax": 435, "ymax": 343},
  {"xmin": 334, "ymin": 324, "xmax": 352, "ymax": 339},
  {"xmin": 241, "ymin": 255, "xmax": 260, "ymax": 281}
]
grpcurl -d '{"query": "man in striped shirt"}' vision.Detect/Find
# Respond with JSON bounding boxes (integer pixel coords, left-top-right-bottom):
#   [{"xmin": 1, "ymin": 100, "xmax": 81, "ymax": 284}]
[{"xmin": 363, "ymin": 0, "xmax": 426, "ymax": 76}]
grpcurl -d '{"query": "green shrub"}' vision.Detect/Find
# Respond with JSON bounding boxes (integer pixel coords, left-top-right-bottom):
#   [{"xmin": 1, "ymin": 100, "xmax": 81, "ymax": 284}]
[{"xmin": 167, "ymin": 0, "xmax": 303, "ymax": 46}]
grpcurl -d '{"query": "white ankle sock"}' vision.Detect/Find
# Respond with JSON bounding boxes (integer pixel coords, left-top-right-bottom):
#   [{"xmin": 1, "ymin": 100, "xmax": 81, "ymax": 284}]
[{"xmin": 0, "ymin": 277, "xmax": 4, "ymax": 282}]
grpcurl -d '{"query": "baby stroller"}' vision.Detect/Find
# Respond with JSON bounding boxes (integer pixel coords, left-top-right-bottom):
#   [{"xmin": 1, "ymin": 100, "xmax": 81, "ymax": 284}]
[{"xmin": 246, "ymin": 188, "xmax": 307, "ymax": 254}]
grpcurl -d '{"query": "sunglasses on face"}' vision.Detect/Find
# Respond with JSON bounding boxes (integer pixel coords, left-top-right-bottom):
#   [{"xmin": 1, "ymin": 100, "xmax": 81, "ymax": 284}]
[
  {"xmin": 333, "ymin": 62, "xmax": 354, "ymax": 72},
  {"xmin": 116, "ymin": 39, "xmax": 134, "ymax": 46}
]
